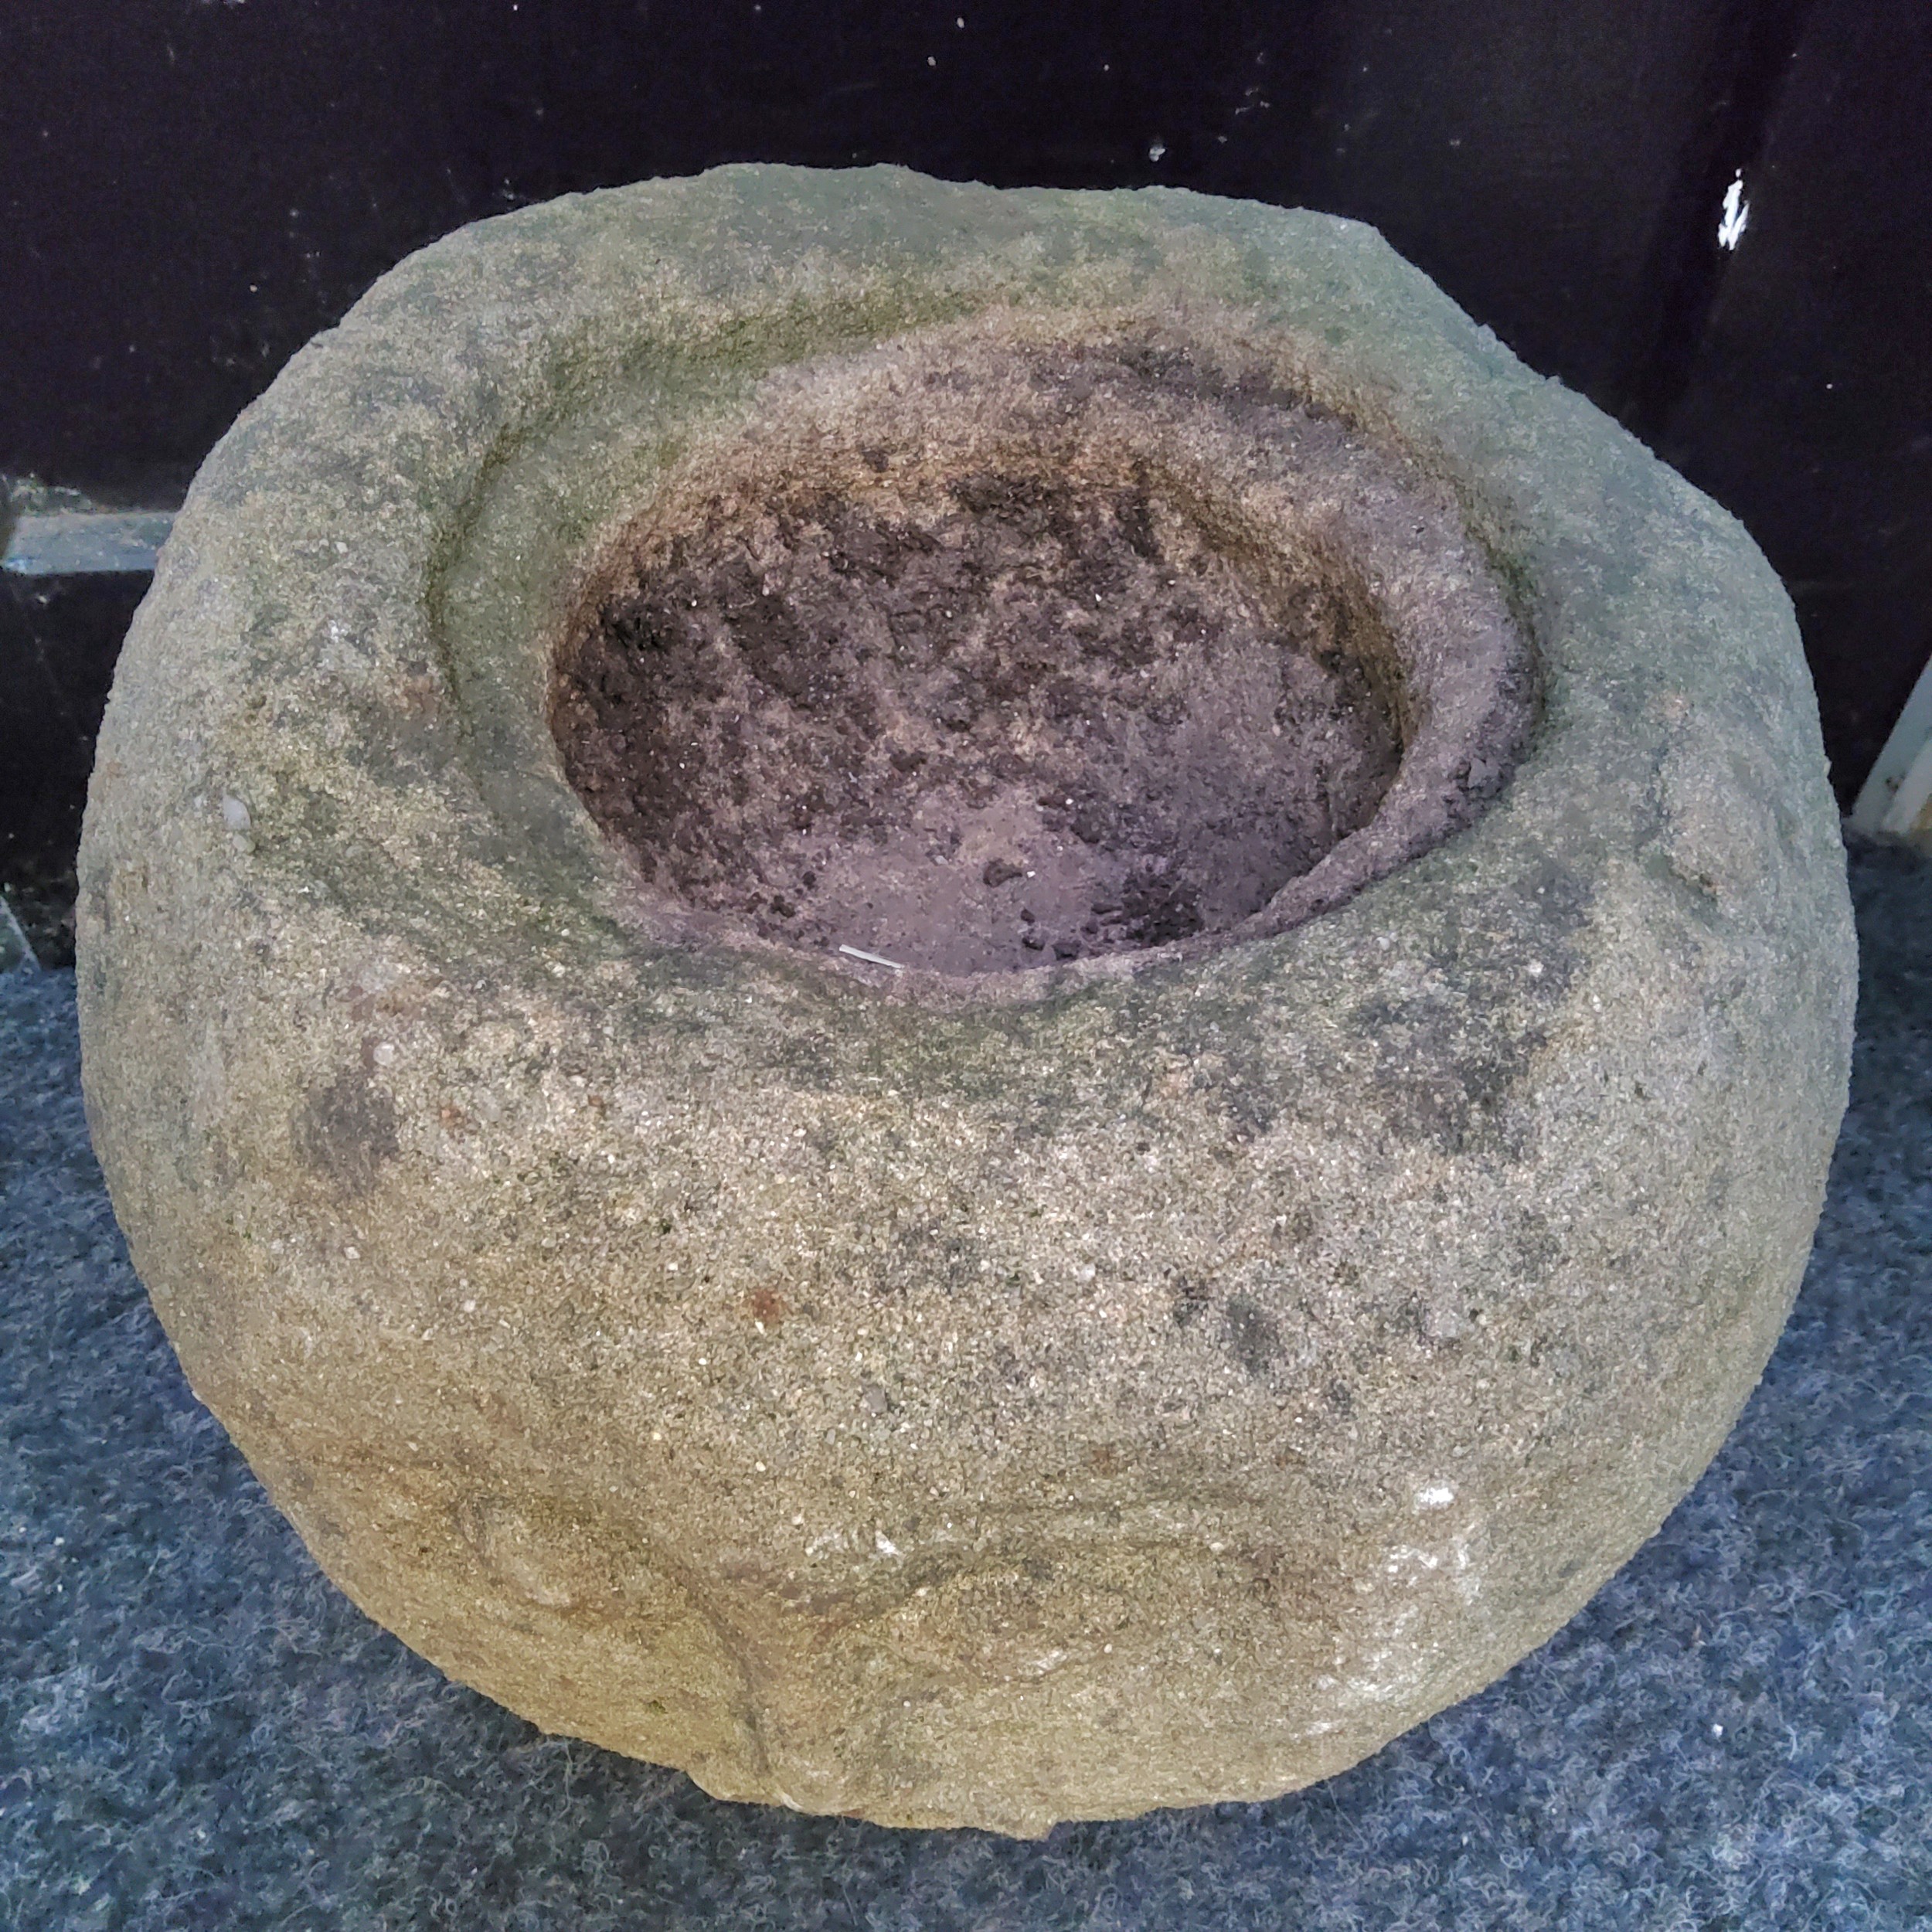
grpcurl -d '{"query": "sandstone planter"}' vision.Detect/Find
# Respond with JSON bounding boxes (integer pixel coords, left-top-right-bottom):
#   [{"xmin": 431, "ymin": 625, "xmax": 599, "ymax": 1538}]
[{"xmin": 76, "ymin": 165, "xmax": 1856, "ymax": 1837}]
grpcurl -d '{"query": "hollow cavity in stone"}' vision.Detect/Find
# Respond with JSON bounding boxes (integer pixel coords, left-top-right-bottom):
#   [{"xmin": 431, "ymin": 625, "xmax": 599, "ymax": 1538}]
[{"xmin": 551, "ymin": 333, "xmax": 1536, "ymax": 978}]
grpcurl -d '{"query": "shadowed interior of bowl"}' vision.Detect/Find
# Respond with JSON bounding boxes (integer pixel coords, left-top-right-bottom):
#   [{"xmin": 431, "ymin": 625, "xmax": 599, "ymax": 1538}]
[{"xmin": 549, "ymin": 332, "xmax": 1536, "ymax": 979}]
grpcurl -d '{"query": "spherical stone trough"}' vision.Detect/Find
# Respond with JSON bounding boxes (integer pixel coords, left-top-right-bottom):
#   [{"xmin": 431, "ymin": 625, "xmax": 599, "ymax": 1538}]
[{"xmin": 76, "ymin": 165, "xmax": 1857, "ymax": 1837}]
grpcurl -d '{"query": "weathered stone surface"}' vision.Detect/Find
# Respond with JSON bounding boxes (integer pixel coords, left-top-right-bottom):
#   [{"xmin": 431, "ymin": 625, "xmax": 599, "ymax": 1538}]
[{"xmin": 75, "ymin": 165, "xmax": 1855, "ymax": 1836}]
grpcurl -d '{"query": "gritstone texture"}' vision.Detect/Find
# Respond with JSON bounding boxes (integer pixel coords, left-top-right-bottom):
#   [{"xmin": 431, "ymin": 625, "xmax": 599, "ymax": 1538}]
[
  {"xmin": 2, "ymin": 829, "xmax": 1926, "ymax": 1929},
  {"xmin": 70, "ymin": 170, "xmax": 1857, "ymax": 1829}
]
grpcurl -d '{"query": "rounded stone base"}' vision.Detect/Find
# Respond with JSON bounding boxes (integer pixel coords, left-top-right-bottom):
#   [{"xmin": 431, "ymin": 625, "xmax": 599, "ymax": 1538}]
[{"xmin": 76, "ymin": 166, "xmax": 1855, "ymax": 1835}]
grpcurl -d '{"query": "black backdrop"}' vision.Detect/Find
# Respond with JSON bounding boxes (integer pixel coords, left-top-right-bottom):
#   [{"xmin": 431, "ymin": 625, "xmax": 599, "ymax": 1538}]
[{"xmin": 4, "ymin": 0, "xmax": 1929, "ymax": 954}]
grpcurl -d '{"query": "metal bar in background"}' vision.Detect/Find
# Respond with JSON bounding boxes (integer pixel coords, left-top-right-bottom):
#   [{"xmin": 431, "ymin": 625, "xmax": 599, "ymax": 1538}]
[
  {"xmin": 0, "ymin": 890, "xmax": 38, "ymax": 974},
  {"xmin": 2, "ymin": 485, "xmax": 176, "ymax": 971},
  {"xmin": 1850, "ymin": 643, "xmax": 1932, "ymax": 852},
  {"xmin": 2, "ymin": 510, "xmax": 175, "ymax": 577}
]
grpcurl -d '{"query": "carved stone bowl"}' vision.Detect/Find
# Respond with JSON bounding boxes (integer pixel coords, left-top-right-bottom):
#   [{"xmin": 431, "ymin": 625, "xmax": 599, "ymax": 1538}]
[{"xmin": 77, "ymin": 166, "xmax": 1855, "ymax": 1835}]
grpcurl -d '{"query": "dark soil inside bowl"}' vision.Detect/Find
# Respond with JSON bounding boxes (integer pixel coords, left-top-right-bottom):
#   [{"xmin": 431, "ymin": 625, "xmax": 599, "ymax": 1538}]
[{"xmin": 553, "ymin": 471, "xmax": 1403, "ymax": 975}]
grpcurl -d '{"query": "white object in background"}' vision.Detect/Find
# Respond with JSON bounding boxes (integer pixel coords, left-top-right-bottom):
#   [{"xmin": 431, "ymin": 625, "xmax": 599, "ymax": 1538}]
[
  {"xmin": 1716, "ymin": 171, "xmax": 1750, "ymax": 251},
  {"xmin": 1850, "ymin": 648, "xmax": 1932, "ymax": 853}
]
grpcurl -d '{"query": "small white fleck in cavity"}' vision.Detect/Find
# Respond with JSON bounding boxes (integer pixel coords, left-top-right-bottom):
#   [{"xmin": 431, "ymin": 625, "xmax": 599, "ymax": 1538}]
[
  {"xmin": 1717, "ymin": 171, "xmax": 1749, "ymax": 250},
  {"xmin": 219, "ymin": 794, "xmax": 251, "ymax": 832},
  {"xmin": 1148, "ymin": 138, "xmax": 1167, "ymax": 162},
  {"xmin": 1415, "ymin": 1482, "xmax": 1457, "ymax": 1511}
]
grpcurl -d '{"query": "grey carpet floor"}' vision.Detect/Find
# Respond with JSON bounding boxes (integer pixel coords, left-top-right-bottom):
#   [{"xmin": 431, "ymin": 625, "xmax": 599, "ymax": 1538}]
[{"xmin": 2, "ymin": 833, "xmax": 1927, "ymax": 1932}]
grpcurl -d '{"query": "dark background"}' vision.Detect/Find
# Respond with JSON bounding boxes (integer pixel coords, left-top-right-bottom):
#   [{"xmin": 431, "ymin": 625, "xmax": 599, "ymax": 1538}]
[{"xmin": 5, "ymin": 0, "xmax": 1929, "ymax": 961}]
